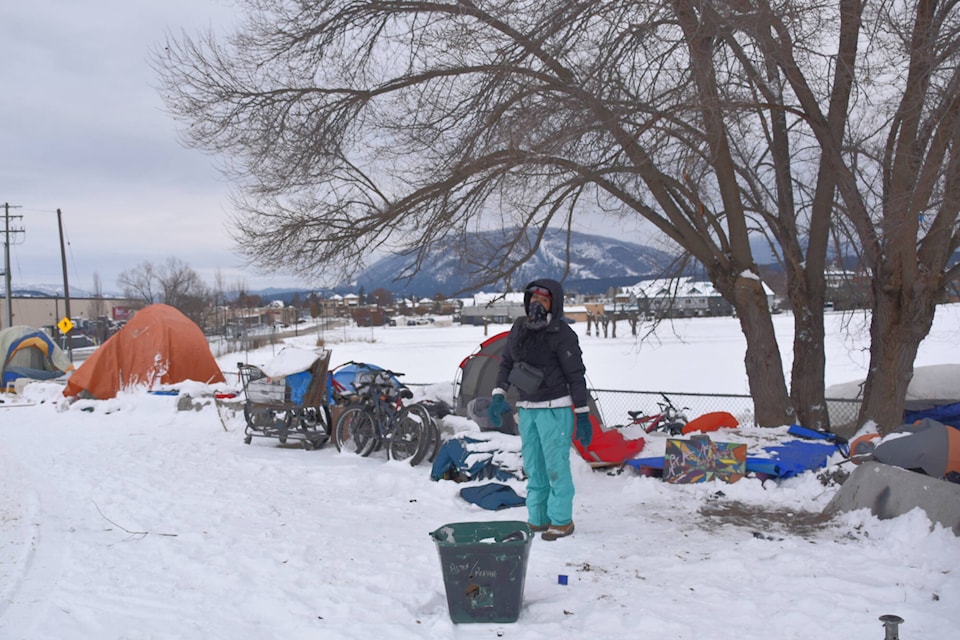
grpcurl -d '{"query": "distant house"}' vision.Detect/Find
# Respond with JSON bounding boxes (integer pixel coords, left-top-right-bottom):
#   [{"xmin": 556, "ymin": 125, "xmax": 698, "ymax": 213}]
[
  {"xmin": 459, "ymin": 292, "xmax": 526, "ymax": 325},
  {"xmin": 351, "ymin": 307, "xmax": 387, "ymax": 327},
  {"xmin": 564, "ymin": 304, "xmax": 589, "ymax": 323},
  {"xmin": 622, "ymin": 277, "xmax": 773, "ymax": 318}
]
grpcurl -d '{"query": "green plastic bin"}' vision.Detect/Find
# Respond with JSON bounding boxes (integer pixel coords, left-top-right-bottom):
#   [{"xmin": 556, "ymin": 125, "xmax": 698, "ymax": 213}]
[{"xmin": 430, "ymin": 521, "xmax": 533, "ymax": 623}]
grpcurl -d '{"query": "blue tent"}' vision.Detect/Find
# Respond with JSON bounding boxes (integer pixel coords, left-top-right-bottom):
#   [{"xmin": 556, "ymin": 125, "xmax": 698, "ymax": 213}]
[
  {"xmin": 0, "ymin": 326, "xmax": 74, "ymax": 389},
  {"xmin": 327, "ymin": 362, "xmax": 404, "ymax": 400}
]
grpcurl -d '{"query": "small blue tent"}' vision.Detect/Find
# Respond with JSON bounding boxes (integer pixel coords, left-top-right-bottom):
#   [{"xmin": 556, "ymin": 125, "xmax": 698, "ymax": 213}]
[
  {"xmin": 327, "ymin": 362, "xmax": 404, "ymax": 400},
  {"xmin": 0, "ymin": 326, "xmax": 74, "ymax": 389}
]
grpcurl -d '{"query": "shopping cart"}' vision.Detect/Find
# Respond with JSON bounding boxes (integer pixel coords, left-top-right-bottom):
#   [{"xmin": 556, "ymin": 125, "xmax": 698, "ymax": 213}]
[{"xmin": 238, "ymin": 348, "xmax": 332, "ymax": 450}]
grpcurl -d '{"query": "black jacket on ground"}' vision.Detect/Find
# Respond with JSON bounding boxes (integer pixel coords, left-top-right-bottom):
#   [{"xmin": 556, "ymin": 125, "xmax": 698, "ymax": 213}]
[{"xmin": 495, "ymin": 278, "xmax": 589, "ymax": 409}]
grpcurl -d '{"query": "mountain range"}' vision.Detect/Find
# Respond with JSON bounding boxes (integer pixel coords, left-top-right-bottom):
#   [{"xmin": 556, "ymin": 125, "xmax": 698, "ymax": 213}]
[
  {"xmin": 348, "ymin": 227, "xmax": 680, "ymax": 298},
  {"xmin": 0, "ymin": 228, "xmax": 696, "ymax": 300}
]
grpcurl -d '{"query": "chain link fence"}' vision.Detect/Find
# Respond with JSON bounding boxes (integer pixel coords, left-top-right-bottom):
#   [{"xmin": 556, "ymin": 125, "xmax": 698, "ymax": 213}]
[
  {"xmin": 590, "ymin": 388, "xmax": 862, "ymax": 433},
  {"xmin": 338, "ymin": 380, "xmax": 865, "ymax": 434}
]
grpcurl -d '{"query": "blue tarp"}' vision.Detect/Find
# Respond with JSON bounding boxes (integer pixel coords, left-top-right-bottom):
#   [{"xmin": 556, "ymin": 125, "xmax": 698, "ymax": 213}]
[
  {"xmin": 287, "ymin": 370, "xmax": 312, "ymax": 405},
  {"xmin": 745, "ymin": 441, "xmax": 837, "ymax": 478},
  {"xmin": 625, "ymin": 440, "xmax": 837, "ymax": 479},
  {"xmin": 787, "ymin": 424, "xmax": 849, "ymax": 457},
  {"xmin": 904, "ymin": 401, "xmax": 960, "ymax": 426},
  {"xmin": 624, "ymin": 456, "xmax": 665, "ymax": 474}
]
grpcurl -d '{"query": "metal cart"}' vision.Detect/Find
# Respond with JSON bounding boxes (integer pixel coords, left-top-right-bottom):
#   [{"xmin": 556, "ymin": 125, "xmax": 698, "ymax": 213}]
[{"xmin": 238, "ymin": 348, "xmax": 332, "ymax": 450}]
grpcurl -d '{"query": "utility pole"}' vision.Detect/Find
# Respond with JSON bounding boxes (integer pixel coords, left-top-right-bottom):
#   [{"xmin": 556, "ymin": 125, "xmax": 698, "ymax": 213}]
[
  {"xmin": 2, "ymin": 202, "xmax": 24, "ymax": 329},
  {"xmin": 56, "ymin": 208, "xmax": 74, "ymax": 361}
]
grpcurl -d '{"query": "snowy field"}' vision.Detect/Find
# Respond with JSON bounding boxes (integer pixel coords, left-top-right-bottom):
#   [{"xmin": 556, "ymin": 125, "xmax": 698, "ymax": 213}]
[{"xmin": 1, "ymin": 306, "xmax": 959, "ymax": 639}]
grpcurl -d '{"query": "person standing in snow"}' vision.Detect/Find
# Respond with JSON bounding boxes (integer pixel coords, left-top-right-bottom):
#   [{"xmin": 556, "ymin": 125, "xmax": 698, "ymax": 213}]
[{"xmin": 487, "ymin": 278, "xmax": 593, "ymax": 540}]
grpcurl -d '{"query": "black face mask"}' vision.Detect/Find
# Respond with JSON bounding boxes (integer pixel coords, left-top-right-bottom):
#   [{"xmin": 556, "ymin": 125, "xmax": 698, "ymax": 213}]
[{"xmin": 526, "ymin": 301, "xmax": 550, "ymax": 329}]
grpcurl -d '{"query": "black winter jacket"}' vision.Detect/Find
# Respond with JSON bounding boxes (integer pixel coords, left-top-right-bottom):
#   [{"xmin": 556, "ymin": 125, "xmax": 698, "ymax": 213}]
[{"xmin": 495, "ymin": 278, "xmax": 590, "ymax": 409}]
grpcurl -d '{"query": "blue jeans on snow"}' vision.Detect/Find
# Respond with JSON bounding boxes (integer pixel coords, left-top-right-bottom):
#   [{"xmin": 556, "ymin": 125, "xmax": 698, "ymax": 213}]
[{"xmin": 518, "ymin": 406, "xmax": 574, "ymax": 527}]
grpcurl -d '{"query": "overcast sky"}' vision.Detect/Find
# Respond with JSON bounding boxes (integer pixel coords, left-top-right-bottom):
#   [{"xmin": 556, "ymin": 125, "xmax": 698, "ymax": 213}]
[
  {"xmin": 0, "ymin": 0, "xmax": 313, "ymax": 294},
  {"xmin": 0, "ymin": 1, "xmax": 682, "ymax": 297}
]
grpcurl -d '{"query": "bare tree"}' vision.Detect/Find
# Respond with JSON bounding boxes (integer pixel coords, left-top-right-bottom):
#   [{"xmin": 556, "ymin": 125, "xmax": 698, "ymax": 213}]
[
  {"xmin": 839, "ymin": 1, "xmax": 960, "ymax": 430},
  {"xmin": 118, "ymin": 258, "xmax": 211, "ymax": 328},
  {"xmin": 158, "ymin": 257, "xmax": 210, "ymax": 328},
  {"xmin": 90, "ymin": 272, "xmax": 106, "ymax": 321},
  {"xmin": 90, "ymin": 272, "xmax": 108, "ymax": 343},
  {"xmin": 212, "ymin": 268, "xmax": 228, "ymax": 336},
  {"xmin": 154, "ymin": 1, "xmax": 960, "ymax": 431},
  {"xmin": 118, "ymin": 261, "xmax": 159, "ymax": 306}
]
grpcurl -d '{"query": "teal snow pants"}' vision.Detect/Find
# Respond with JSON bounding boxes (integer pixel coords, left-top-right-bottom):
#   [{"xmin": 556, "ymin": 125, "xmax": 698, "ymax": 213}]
[{"xmin": 518, "ymin": 406, "xmax": 575, "ymax": 527}]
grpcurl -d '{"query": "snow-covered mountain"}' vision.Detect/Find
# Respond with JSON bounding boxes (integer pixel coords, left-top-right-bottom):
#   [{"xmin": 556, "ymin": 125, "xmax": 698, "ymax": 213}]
[
  {"xmin": 1, "ymin": 229, "xmax": 679, "ymax": 300},
  {"xmin": 353, "ymin": 227, "xmax": 678, "ymax": 297},
  {"xmin": 0, "ymin": 284, "xmax": 96, "ymax": 298}
]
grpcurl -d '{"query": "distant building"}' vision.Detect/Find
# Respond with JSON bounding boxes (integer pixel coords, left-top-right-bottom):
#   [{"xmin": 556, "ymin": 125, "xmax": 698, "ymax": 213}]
[
  {"xmin": 621, "ymin": 277, "xmax": 774, "ymax": 318},
  {"xmin": 459, "ymin": 292, "xmax": 526, "ymax": 325},
  {"xmin": 0, "ymin": 295, "xmax": 138, "ymax": 335},
  {"xmin": 351, "ymin": 307, "xmax": 387, "ymax": 327}
]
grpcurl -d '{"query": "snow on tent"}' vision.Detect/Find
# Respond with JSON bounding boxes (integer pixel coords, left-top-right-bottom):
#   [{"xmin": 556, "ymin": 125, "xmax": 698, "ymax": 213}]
[
  {"xmin": 826, "ymin": 363, "xmax": 960, "ymax": 425},
  {"xmin": 824, "ymin": 366, "xmax": 960, "ymax": 532},
  {"xmin": 0, "ymin": 326, "xmax": 74, "ymax": 390},
  {"xmin": 62, "ymin": 304, "xmax": 225, "ymax": 400},
  {"xmin": 452, "ymin": 331, "xmax": 642, "ymax": 465}
]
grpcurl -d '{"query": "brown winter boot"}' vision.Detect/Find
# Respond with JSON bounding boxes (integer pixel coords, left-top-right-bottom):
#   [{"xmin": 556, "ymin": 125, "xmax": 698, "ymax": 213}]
[{"xmin": 541, "ymin": 521, "xmax": 575, "ymax": 541}]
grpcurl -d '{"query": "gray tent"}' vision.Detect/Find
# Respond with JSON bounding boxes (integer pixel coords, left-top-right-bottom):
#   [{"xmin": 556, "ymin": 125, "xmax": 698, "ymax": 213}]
[
  {"xmin": 452, "ymin": 330, "xmax": 601, "ymax": 428},
  {"xmin": 453, "ymin": 331, "xmax": 516, "ymax": 416}
]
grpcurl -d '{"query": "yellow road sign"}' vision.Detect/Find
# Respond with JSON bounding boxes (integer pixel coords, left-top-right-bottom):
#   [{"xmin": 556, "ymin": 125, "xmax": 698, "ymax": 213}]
[{"xmin": 58, "ymin": 317, "xmax": 74, "ymax": 334}]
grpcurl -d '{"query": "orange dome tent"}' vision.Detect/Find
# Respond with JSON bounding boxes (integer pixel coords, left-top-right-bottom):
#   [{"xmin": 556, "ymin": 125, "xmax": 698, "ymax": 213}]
[{"xmin": 63, "ymin": 304, "xmax": 225, "ymax": 399}]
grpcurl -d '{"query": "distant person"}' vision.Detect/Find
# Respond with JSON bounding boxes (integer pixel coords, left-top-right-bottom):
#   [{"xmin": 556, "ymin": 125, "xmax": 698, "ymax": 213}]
[{"xmin": 488, "ymin": 278, "xmax": 592, "ymax": 540}]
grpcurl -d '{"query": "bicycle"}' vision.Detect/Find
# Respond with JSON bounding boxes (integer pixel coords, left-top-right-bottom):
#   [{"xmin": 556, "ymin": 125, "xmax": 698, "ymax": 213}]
[
  {"xmin": 625, "ymin": 392, "xmax": 689, "ymax": 435},
  {"xmin": 332, "ymin": 367, "xmax": 437, "ymax": 465}
]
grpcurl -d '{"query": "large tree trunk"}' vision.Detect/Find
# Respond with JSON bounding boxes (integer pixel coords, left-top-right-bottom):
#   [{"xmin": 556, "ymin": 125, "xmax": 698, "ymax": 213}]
[
  {"xmin": 789, "ymin": 298, "xmax": 829, "ymax": 431},
  {"xmin": 859, "ymin": 281, "xmax": 938, "ymax": 434},
  {"xmin": 724, "ymin": 274, "xmax": 795, "ymax": 427},
  {"xmin": 854, "ymin": 0, "xmax": 953, "ymax": 435}
]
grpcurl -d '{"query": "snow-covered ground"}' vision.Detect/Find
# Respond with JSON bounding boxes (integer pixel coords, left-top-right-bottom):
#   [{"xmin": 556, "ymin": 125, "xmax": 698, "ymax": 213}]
[{"xmin": 1, "ymin": 306, "xmax": 959, "ymax": 639}]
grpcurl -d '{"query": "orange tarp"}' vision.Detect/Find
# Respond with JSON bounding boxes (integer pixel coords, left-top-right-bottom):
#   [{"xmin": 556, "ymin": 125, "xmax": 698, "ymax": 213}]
[
  {"xmin": 63, "ymin": 304, "xmax": 225, "ymax": 399},
  {"xmin": 681, "ymin": 411, "xmax": 740, "ymax": 435}
]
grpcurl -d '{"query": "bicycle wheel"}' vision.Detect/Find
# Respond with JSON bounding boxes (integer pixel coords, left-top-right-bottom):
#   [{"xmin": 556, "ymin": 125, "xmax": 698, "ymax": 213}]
[
  {"xmin": 334, "ymin": 406, "xmax": 378, "ymax": 456},
  {"xmin": 387, "ymin": 407, "xmax": 424, "ymax": 463},
  {"xmin": 406, "ymin": 403, "xmax": 439, "ymax": 466}
]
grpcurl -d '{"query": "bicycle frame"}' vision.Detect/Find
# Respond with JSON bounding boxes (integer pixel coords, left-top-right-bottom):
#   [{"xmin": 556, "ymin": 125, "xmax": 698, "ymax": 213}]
[
  {"xmin": 626, "ymin": 393, "xmax": 689, "ymax": 435},
  {"xmin": 333, "ymin": 367, "xmax": 435, "ymax": 464}
]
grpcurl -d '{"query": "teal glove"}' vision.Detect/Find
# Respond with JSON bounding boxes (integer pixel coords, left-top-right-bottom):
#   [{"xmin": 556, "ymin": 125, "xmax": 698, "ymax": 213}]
[
  {"xmin": 488, "ymin": 394, "xmax": 509, "ymax": 428},
  {"xmin": 575, "ymin": 412, "xmax": 593, "ymax": 447}
]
